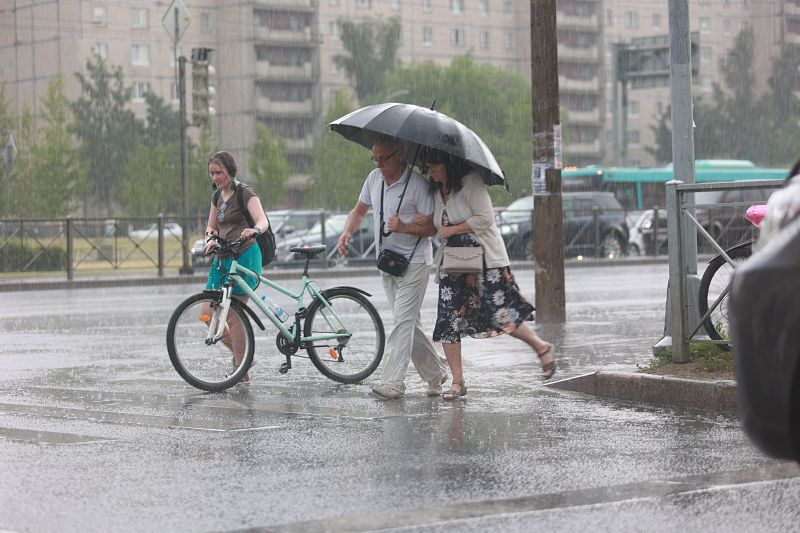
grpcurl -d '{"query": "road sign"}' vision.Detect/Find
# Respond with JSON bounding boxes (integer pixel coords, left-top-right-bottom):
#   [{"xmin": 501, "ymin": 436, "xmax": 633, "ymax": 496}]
[{"xmin": 161, "ymin": 0, "xmax": 191, "ymax": 44}]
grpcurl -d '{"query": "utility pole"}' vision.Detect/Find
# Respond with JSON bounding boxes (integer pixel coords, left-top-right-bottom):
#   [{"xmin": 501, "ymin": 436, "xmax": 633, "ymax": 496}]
[
  {"xmin": 667, "ymin": 0, "xmax": 699, "ymax": 363},
  {"xmin": 530, "ymin": 0, "xmax": 565, "ymax": 322}
]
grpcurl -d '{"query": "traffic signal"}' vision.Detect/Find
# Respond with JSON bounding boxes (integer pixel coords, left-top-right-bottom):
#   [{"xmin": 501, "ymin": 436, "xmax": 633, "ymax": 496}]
[{"xmin": 191, "ymin": 47, "xmax": 215, "ymax": 127}]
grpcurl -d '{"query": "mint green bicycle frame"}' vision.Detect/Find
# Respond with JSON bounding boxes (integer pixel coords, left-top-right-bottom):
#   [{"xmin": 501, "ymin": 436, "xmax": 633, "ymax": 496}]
[{"xmin": 213, "ymin": 257, "xmax": 351, "ymax": 346}]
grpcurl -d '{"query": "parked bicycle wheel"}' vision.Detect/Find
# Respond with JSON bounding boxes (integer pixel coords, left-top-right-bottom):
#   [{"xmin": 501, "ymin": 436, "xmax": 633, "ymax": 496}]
[
  {"xmin": 304, "ymin": 287, "xmax": 385, "ymax": 383},
  {"xmin": 698, "ymin": 242, "xmax": 752, "ymax": 350},
  {"xmin": 166, "ymin": 292, "xmax": 254, "ymax": 392}
]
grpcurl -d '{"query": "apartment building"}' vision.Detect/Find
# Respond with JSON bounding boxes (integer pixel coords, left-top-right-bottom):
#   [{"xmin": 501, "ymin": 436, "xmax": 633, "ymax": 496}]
[{"xmin": 602, "ymin": 0, "xmax": 789, "ymax": 167}]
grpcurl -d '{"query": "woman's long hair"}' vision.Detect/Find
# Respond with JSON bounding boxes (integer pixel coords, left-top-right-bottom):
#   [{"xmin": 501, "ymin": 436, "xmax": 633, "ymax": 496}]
[{"xmin": 420, "ymin": 148, "xmax": 472, "ymax": 194}]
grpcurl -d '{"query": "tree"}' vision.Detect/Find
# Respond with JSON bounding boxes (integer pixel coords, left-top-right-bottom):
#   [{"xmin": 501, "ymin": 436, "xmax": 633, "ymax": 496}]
[
  {"xmin": 336, "ymin": 17, "xmax": 401, "ymax": 102},
  {"xmin": 189, "ymin": 125, "xmax": 218, "ymax": 218},
  {"xmin": 143, "ymin": 92, "xmax": 181, "ymax": 148},
  {"xmin": 249, "ymin": 123, "xmax": 292, "ymax": 209},
  {"xmin": 0, "ymin": 82, "xmax": 18, "ymax": 217},
  {"xmin": 119, "ymin": 142, "xmax": 181, "ymax": 217},
  {"xmin": 383, "ymin": 56, "xmax": 532, "ymax": 199},
  {"xmin": 71, "ymin": 55, "xmax": 142, "ymax": 213},
  {"xmin": 306, "ymin": 89, "xmax": 373, "ymax": 209},
  {"xmin": 26, "ymin": 76, "xmax": 87, "ymax": 217}
]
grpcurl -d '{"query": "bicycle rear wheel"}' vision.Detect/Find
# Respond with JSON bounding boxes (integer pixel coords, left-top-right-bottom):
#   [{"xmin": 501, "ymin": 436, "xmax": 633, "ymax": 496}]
[
  {"xmin": 166, "ymin": 292, "xmax": 254, "ymax": 392},
  {"xmin": 698, "ymin": 243, "xmax": 752, "ymax": 350},
  {"xmin": 304, "ymin": 287, "xmax": 385, "ymax": 384}
]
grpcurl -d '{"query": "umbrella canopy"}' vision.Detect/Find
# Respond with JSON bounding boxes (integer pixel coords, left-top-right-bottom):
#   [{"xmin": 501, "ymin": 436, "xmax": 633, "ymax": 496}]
[{"xmin": 329, "ymin": 102, "xmax": 506, "ymax": 187}]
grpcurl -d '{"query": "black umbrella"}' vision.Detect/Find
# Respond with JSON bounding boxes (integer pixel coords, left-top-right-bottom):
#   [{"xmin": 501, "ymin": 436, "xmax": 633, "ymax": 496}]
[{"xmin": 329, "ymin": 102, "xmax": 506, "ymax": 187}]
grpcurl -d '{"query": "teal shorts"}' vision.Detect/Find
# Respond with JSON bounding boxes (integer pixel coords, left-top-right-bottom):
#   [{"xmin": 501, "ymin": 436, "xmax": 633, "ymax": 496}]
[{"xmin": 205, "ymin": 243, "xmax": 262, "ymax": 296}]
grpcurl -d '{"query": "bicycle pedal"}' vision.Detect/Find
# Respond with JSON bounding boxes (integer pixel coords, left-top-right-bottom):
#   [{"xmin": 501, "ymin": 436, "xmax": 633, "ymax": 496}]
[{"xmin": 279, "ymin": 362, "xmax": 291, "ymax": 374}]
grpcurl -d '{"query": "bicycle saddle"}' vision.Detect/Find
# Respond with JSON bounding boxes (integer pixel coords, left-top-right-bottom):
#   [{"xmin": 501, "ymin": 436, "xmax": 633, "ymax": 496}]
[{"xmin": 290, "ymin": 245, "xmax": 326, "ymax": 258}]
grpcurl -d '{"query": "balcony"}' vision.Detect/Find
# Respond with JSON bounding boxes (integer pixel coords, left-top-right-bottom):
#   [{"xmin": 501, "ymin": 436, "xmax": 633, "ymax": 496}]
[
  {"xmin": 255, "ymin": 97, "xmax": 314, "ymax": 115},
  {"xmin": 254, "ymin": 26, "xmax": 314, "ymax": 45},
  {"xmin": 566, "ymin": 108, "xmax": 601, "ymax": 125},
  {"xmin": 255, "ymin": 61, "xmax": 313, "ymax": 81},
  {"xmin": 253, "ymin": 0, "xmax": 315, "ymax": 11},
  {"xmin": 557, "ymin": 44, "xmax": 599, "ymax": 62},
  {"xmin": 558, "ymin": 75, "xmax": 601, "ymax": 93},
  {"xmin": 566, "ymin": 139, "xmax": 601, "ymax": 156},
  {"xmin": 284, "ymin": 135, "xmax": 314, "ymax": 152},
  {"xmin": 557, "ymin": 13, "xmax": 598, "ymax": 30}
]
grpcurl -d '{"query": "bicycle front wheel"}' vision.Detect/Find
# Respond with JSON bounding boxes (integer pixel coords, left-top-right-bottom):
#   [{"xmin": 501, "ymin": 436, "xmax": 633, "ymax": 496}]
[
  {"xmin": 166, "ymin": 292, "xmax": 254, "ymax": 392},
  {"xmin": 304, "ymin": 287, "xmax": 385, "ymax": 383},
  {"xmin": 698, "ymin": 243, "xmax": 752, "ymax": 350}
]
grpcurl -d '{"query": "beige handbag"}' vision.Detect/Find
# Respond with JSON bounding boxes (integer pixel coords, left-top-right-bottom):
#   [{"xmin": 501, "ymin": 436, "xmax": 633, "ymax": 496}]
[{"xmin": 441, "ymin": 245, "xmax": 484, "ymax": 273}]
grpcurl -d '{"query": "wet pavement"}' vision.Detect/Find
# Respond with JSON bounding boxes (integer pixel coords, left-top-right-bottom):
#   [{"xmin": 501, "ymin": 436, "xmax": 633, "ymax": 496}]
[{"xmin": 1, "ymin": 263, "xmax": 798, "ymax": 532}]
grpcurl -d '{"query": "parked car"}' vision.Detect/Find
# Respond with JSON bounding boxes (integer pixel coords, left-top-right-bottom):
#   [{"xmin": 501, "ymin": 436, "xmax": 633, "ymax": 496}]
[
  {"xmin": 627, "ymin": 208, "xmax": 668, "ymax": 256},
  {"xmin": 695, "ymin": 188, "xmax": 772, "ymax": 251},
  {"xmin": 277, "ymin": 213, "xmax": 375, "ymax": 262},
  {"xmin": 129, "ymin": 222, "xmax": 183, "ymax": 240},
  {"xmin": 499, "ymin": 192, "xmax": 629, "ymax": 259}
]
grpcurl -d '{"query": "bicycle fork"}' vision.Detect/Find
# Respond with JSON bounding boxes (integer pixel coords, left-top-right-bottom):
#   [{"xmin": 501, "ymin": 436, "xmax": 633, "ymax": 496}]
[{"xmin": 206, "ymin": 286, "xmax": 233, "ymax": 344}]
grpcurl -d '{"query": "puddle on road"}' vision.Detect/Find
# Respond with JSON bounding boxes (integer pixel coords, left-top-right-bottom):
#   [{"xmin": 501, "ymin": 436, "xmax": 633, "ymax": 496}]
[{"xmin": 0, "ymin": 427, "xmax": 112, "ymax": 445}]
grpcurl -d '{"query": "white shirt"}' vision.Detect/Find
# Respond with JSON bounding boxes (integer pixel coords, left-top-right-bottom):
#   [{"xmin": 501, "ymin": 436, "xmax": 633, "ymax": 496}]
[{"xmin": 358, "ymin": 166, "xmax": 434, "ymax": 264}]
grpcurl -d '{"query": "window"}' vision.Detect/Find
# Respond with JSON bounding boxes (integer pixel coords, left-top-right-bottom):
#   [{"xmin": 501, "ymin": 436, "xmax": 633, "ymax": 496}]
[
  {"xmin": 504, "ymin": 31, "xmax": 514, "ymax": 49},
  {"xmin": 391, "ymin": 0, "xmax": 401, "ymax": 9},
  {"xmin": 132, "ymin": 82, "xmax": 149, "ymax": 102},
  {"xmin": 329, "ymin": 0, "xmax": 339, "ymax": 5},
  {"xmin": 422, "ymin": 0, "xmax": 432, "ymax": 11},
  {"xmin": 93, "ymin": 6, "xmax": 107, "ymax": 27},
  {"xmin": 629, "ymin": 100, "xmax": 640, "ymax": 117},
  {"xmin": 652, "ymin": 14, "xmax": 661, "ymax": 29},
  {"xmin": 451, "ymin": 0, "xmax": 463, "ymax": 13},
  {"xmin": 331, "ymin": 58, "xmax": 339, "ymax": 74},
  {"xmin": 503, "ymin": 0, "xmax": 513, "ymax": 16},
  {"xmin": 724, "ymin": 0, "xmax": 732, "ymax": 5},
  {"xmin": 702, "ymin": 76, "xmax": 712, "ymax": 91},
  {"xmin": 701, "ymin": 46, "xmax": 712, "ymax": 62},
  {"xmin": 723, "ymin": 18, "xmax": 731, "ymax": 34},
  {"xmin": 625, "ymin": 130, "xmax": 640, "ymax": 146},
  {"xmin": 700, "ymin": 0, "xmax": 710, "ymax": 4},
  {"xmin": 480, "ymin": 31, "xmax": 490, "ymax": 49},
  {"xmin": 356, "ymin": 0, "xmax": 371, "ymax": 8},
  {"xmin": 423, "ymin": 26, "xmax": 433, "ymax": 46},
  {"xmin": 92, "ymin": 42, "xmax": 107, "ymax": 60},
  {"xmin": 130, "ymin": 8, "xmax": 148, "ymax": 29},
  {"xmin": 479, "ymin": 0, "xmax": 488, "ymax": 16},
  {"xmin": 452, "ymin": 28, "xmax": 465, "ymax": 46},
  {"xmin": 605, "ymin": 9, "xmax": 614, "ymax": 26},
  {"xmin": 741, "ymin": 0, "xmax": 749, "ymax": 7},
  {"xmin": 201, "ymin": 12, "xmax": 212, "ymax": 32},
  {"xmin": 700, "ymin": 17, "xmax": 710, "ymax": 33},
  {"xmin": 625, "ymin": 11, "xmax": 638, "ymax": 28},
  {"xmin": 330, "ymin": 21, "xmax": 340, "ymax": 40},
  {"xmin": 131, "ymin": 45, "xmax": 150, "ymax": 66}
]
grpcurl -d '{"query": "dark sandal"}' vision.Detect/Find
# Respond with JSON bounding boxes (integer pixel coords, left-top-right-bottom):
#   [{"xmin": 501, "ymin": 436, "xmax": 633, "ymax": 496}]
[
  {"xmin": 536, "ymin": 343, "xmax": 556, "ymax": 380},
  {"xmin": 442, "ymin": 381, "xmax": 467, "ymax": 400}
]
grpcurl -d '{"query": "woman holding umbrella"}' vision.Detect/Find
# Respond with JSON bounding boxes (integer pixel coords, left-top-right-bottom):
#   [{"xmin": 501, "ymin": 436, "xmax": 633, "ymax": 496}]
[{"xmin": 418, "ymin": 148, "xmax": 555, "ymax": 400}]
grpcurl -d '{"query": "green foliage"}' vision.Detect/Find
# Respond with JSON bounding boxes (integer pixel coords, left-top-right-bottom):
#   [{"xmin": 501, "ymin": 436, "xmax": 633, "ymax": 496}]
[
  {"xmin": 306, "ymin": 89, "xmax": 373, "ymax": 209},
  {"xmin": 649, "ymin": 28, "xmax": 800, "ymax": 167},
  {"xmin": 189, "ymin": 125, "xmax": 218, "ymax": 217},
  {"xmin": 249, "ymin": 123, "xmax": 292, "ymax": 209},
  {"xmin": 642, "ymin": 344, "xmax": 734, "ymax": 373},
  {"xmin": 143, "ymin": 92, "xmax": 181, "ymax": 148},
  {"xmin": 25, "ymin": 77, "xmax": 87, "ymax": 217},
  {"xmin": 382, "ymin": 56, "xmax": 532, "ymax": 200},
  {"xmin": 336, "ymin": 17, "xmax": 401, "ymax": 102},
  {"xmin": 0, "ymin": 241, "xmax": 68, "ymax": 272},
  {"xmin": 0, "ymin": 82, "xmax": 19, "ymax": 217},
  {"xmin": 71, "ymin": 55, "xmax": 143, "ymax": 210},
  {"xmin": 119, "ymin": 143, "xmax": 182, "ymax": 216}
]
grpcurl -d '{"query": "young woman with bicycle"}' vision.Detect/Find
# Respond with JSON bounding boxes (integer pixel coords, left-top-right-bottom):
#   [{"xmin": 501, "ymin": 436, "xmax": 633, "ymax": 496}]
[{"xmin": 202, "ymin": 150, "xmax": 269, "ymax": 382}]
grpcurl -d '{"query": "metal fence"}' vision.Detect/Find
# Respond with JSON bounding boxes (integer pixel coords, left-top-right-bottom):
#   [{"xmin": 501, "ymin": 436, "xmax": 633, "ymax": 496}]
[{"xmin": 665, "ymin": 178, "xmax": 783, "ymax": 362}]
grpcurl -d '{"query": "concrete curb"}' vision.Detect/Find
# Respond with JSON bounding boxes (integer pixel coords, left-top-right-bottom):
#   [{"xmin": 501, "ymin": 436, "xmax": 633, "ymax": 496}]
[{"xmin": 545, "ymin": 371, "xmax": 738, "ymax": 414}]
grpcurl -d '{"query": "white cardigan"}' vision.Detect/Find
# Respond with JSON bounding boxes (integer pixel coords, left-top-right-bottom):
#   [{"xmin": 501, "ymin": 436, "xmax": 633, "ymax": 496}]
[{"xmin": 433, "ymin": 172, "xmax": 510, "ymax": 272}]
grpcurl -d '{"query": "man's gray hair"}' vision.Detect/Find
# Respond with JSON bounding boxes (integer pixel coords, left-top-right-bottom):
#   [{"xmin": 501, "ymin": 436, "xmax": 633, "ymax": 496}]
[{"xmin": 372, "ymin": 135, "xmax": 404, "ymax": 153}]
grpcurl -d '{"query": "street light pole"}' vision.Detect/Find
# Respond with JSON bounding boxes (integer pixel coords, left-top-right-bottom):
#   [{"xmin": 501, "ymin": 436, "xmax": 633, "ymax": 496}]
[{"xmin": 178, "ymin": 55, "xmax": 193, "ymax": 275}]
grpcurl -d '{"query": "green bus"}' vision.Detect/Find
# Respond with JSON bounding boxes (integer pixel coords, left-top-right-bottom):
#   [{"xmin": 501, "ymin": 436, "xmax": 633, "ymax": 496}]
[{"xmin": 563, "ymin": 160, "xmax": 787, "ymax": 210}]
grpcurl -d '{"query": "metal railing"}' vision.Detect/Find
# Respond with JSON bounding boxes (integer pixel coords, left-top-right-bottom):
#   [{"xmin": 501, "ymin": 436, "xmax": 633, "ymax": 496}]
[{"xmin": 665, "ymin": 179, "xmax": 783, "ymax": 362}]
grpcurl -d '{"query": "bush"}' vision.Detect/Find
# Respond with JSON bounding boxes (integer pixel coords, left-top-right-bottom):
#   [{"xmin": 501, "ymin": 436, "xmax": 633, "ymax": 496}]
[{"xmin": 0, "ymin": 242, "xmax": 68, "ymax": 272}]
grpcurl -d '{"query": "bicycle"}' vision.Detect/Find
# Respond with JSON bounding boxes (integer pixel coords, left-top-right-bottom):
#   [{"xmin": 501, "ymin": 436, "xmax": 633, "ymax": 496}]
[
  {"xmin": 697, "ymin": 204, "xmax": 765, "ymax": 350},
  {"xmin": 166, "ymin": 236, "xmax": 385, "ymax": 392}
]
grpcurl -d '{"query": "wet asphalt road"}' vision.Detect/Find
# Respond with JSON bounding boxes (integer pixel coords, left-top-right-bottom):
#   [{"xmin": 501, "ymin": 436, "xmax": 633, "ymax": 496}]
[{"xmin": 1, "ymin": 263, "xmax": 798, "ymax": 532}]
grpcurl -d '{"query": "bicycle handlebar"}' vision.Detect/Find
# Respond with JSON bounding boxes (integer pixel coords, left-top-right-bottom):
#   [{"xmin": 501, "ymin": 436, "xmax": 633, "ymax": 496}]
[{"xmin": 205, "ymin": 235, "xmax": 247, "ymax": 257}]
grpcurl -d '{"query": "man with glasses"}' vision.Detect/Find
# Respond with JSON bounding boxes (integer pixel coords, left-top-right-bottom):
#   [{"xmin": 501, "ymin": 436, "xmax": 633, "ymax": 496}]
[{"xmin": 338, "ymin": 136, "xmax": 448, "ymax": 399}]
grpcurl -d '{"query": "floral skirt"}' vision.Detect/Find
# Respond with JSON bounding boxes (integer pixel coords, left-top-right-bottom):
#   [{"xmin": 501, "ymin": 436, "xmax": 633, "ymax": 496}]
[{"xmin": 432, "ymin": 233, "xmax": 535, "ymax": 343}]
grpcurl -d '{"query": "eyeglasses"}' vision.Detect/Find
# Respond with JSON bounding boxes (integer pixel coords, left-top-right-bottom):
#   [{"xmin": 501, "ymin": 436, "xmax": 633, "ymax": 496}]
[{"xmin": 371, "ymin": 149, "xmax": 400, "ymax": 165}]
